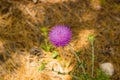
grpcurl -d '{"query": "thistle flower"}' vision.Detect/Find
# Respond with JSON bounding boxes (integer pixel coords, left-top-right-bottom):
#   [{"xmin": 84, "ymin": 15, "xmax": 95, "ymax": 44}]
[{"xmin": 49, "ymin": 25, "xmax": 72, "ymax": 46}]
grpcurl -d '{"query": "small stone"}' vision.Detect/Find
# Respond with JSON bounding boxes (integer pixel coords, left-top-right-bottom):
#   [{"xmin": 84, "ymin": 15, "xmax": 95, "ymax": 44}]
[{"xmin": 100, "ymin": 62, "xmax": 114, "ymax": 76}]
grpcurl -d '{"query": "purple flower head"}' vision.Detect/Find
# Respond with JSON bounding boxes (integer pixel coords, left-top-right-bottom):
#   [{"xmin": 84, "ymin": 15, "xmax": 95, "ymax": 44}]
[{"xmin": 49, "ymin": 25, "xmax": 72, "ymax": 47}]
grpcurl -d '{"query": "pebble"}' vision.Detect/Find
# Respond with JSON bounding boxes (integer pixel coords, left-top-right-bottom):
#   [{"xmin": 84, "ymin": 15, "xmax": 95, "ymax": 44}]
[{"xmin": 100, "ymin": 62, "xmax": 114, "ymax": 76}]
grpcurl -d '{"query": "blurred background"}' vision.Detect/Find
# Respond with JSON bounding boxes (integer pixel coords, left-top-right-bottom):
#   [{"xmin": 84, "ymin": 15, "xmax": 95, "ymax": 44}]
[{"xmin": 0, "ymin": 0, "xmax": 120, "ymax": 80}]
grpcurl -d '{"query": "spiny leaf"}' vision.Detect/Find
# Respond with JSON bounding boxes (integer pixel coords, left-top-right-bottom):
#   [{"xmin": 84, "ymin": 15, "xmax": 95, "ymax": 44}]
[
  {"xmin": 39, "ymin": 63, "xmax": 45, "ymax": 71},
  {"xmin": 52, "ymin": 51, "xmax": 59, "ymax": 58}
]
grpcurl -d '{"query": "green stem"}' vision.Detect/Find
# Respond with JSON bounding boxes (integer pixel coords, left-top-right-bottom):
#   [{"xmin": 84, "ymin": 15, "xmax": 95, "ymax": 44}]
[
  {"xmin": 68, "ymin": 44, "xmax": 86, "ymax": 74},
  {"xmin": 91, "ymin": 42, "xmax": 94, "ymax": 77}
]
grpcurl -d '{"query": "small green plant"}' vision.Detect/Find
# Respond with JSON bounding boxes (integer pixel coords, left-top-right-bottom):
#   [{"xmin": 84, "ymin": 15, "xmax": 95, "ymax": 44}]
[
  {"xmin": 38, "ymin": 63, "xmax": 46, "ymax": 71},
  {"xmin": 76, "ymin": 50, "xmax": 83, "ymax": 56},
  {"xmin": 51, "ymin": 51, "xmax": 59, "ymax": 59},
  {"xmin": 68, "ymin": 45, "xmax": 86, "ymax": 75},
  {"xmin": 51, "ymin": 51, "xmax": 62, "ymax": 61},
  {"xmin": 72, "ymin": 69, "xmax": 110, "ymax": 80},
  {"xmin": 40, "ymin": 27, "xmax": 53, "ymax": 52},
  {"xmin": 72, "ymin": 34, "xmax": 110, "ymax": 80},
  {"xmin": 88, "ymin": 35, "xmax": 95, "ymax": 77},
  {"xmin": 92, "ymin": 69, "xmax": 110, "ymax": 80}
]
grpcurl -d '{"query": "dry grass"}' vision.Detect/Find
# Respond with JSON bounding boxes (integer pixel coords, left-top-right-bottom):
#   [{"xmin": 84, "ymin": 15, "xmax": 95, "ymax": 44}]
[
  {"xmin": 0, "ymin": 0, "xmax": 120, "ymax": 80},
  {"xmin": 0, "ymin": 50, "xmax": 75, "ymax": 80}
]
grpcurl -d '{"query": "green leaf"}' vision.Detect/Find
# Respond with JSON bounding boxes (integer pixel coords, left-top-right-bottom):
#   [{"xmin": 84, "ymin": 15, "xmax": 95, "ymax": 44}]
[
  {"xmin": 56, "ymin": 56, "xmax": 62, "ymax": 60},
  {"xmin": 47, "ymin": 46, "xmax": 51, "ymax": 51},
  {"xmin": 76, "ymin": 50, "xmax": 83, "ymax": 56},
  {"xmin": 41, "ymin": 45, "xmax": 51, "ymax": 52},
  {"xmin": 40, "ymin": 27, "xmax": 48, "ymax": 32},
  {"xmin": 88, "ymin": 35, "xmax": 95, "ymax": 44},
  {"xmin": 52, "ymin": 51, "xmax": 59, "ymax": 59},
  {"xmin": 44, "ymin": 32, "xmax": 48, "ymax": 36},
  {"xmin": 39, "ymin": 63, "xmax": 45, "ymax": 71},
  {"xmin": 93, "ymin": 69, "xmax": 110, "ymax": 80},
  {"xmin": 41, "ymin": 45, "xmax": 47, "ymax": 51}
]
